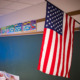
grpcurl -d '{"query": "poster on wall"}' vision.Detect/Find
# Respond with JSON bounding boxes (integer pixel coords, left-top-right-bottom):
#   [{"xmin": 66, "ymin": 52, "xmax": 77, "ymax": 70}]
[
  {"xmin": 1, "ymin": 27, "xmax": 6, "ymax": 34},
  {"xmin": 0, "ymin": 71, "xmax": 19, "ymax": 80},
  {"xmin": 4, "ymin": 72, "xmax": 19, "ymax": 80},
  {"xmin": 14, "ymin": 23, "xmax": 22, "ymax": 33},
  {"xmin": 0, "ymin": 28, "xmax": 1, "ymax": 34},
  {"xmin": 0, "ymin": 71, "xmax": 6, "ymax": 80},
  {"xmin": 23, "ymin": 20, "xmax": 36, "ymax": 32},
  {"xmin": 6, "ymin": 25, "xmax": 14, "ymax": 34}
]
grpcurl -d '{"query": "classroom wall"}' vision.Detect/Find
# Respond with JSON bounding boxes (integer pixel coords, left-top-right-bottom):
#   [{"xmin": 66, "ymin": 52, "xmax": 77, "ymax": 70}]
[
  {"xmin": 0, "ymin": 1, "xmax": 80, "ymax": 80},
  {"xmin": 0, "ymin": 32, "xmax": 80, "ymax": 80}
]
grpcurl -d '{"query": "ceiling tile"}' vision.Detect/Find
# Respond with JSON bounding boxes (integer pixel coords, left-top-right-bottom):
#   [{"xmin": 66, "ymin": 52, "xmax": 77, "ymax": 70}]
[
  {"xmin": 0, "ymin": 8, "xmax": 16, "ymax": 14},
  {"xmin": 18, "ymin": 0, "xmax": 44, "ymax": 5},
  {"xmin": 0, "ymin": 0, "xmax": 80, "ymax": 24},
  {"xmin": 0, "ymin": 0, "xmax": 12, "ymax": 8},
  {"xmin": 5, "ymin": 2, "xmax": 31, "ymax": 10},
  {"xmin": 0, "ymin": 14, "xmax": 4, "ymax": 16},
  {"xmin": 6, "ymin": 0, "xmax": 19, "ymax": 1}
]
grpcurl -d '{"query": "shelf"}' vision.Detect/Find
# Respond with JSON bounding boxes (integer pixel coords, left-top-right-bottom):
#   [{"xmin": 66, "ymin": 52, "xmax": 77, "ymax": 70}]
[
  {"xmin": 0, "ymin": 26, "xmax": 79, "ymax": 37},
  {"xmin": 0, "ymin": 31, "xmax": 43, "ymax": 37}
]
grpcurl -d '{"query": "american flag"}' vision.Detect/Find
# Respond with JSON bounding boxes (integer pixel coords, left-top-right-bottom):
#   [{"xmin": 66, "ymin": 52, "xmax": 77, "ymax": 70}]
[{"xmin": 37, "ymin": 1, "xmax": 75, "ymax": 78}]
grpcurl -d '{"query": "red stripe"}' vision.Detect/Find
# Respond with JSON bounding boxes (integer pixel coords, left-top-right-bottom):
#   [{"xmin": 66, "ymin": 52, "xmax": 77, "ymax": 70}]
[
  {"xmin": 42, "ymin": 29, "xmax": 53, "ymax": 73},
  {"xmin": 49, "ymin": 32, "xmax": 58, "ymax": 75},
  {"xmin": 71, "ymin": 20, "xmax": 75, "ymax": 57},
  {"xmin": 68, "ymin": 70, "xmax": 70, "ymax": 78},
  {"xmin": 65, "ymin": 17, "xmax": 72, "ymax": 77},
  {"xmin": 37, "ymin": 28, "xmax": 47, "ymax": 70},
  {"xmin": 61, "ymin": 14, "xmax": 68, "ymax": 76},
  {"xmin": 72, "ymin": 20, "xmax": 75, "ymax": 42},
  {"xmin": 56, "ymin": 35, "xmax": 62, "ymax": 76}
]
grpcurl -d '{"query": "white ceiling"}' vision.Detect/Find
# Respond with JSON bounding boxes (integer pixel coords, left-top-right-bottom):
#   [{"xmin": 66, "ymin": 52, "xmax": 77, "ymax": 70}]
[
  {"xmin": 0, "ymin": 0, "xmax": 44, "ymax": 16},
  {"xmin": 0, "ymin": 0, "xmax": 80, "ymax": 26}
]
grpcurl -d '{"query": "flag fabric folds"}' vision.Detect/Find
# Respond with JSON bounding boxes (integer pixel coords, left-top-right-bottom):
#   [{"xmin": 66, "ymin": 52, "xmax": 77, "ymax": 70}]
[{"xmin": 37, "ymin": 1, "xmax": 75, "ymax": 78}]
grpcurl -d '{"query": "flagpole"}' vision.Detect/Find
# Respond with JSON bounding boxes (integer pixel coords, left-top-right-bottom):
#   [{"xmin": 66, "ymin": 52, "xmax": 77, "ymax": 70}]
[{"xmin": 45, "ymin": 0, "xmax": 80, "ymax": 25}]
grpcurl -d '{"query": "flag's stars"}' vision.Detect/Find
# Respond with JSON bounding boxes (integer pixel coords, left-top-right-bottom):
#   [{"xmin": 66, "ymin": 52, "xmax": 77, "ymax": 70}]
[
  {"xmin": 53, "ymin": 13, "xmax": 54, "ymax": 15},
  {"xmin": 56, "ymin": 23, "xmax": 57, "ymax": 25},
  {"xmin": 49, "ymin": 23, "xmax": 51, "ymax": 25},
  {"xmin": 50, "ymin": 10, "xmax": 53, "ymax": 12},
  {"xmin": 47, "ymin": 20, "xmax": 49, "ymax": 22},
  {"xmin": 52, "ymin": 6, "xmax": 53, "ymax": 8},
  {"xmin": 45, "ymin": 2, "xmax": 63, "ymax": 35},
  {"xmin": 53, "ymin": 9, "xmax": 55, "ymax": 11},
  {"xmin": 52, "ymin": 16, "xmax": 54, "ymax": 19},
  {"xmin": 48, "ymin": 11, "xmax": 50, "ymax": 13},
  {"xmin": 57, "ymin": 11, "xmax": 59, "ymax": 13},
  {"xmin": 46, "ymin": 24, "xmax": 48, "ymax": 27},
  {"xmin": 51, "ymin": 21, "xmax": 53, "ymax": 23},
  {"xmin": 50, "ymin": 14, "xmax": 52, "ymax": 16},
  {"xmin": 48, "ymin": 7, "xmax": 50, "ymax": 9},
  {"xmin": 55, "ymin": 12, "xmax": 57, "ymax": 14},
  {"xmin": 55, "ymin": 8, "xmax": 57, "ymax": 10},
  {"xmin": 49, "ymin": 18, "xmax": 51, "ymax": 20},
  {"xmin": 51, "ymin": 26, "xmax": 53, "ymax": 28},
  {"xmin": 56, "ymin": 18, "xmax": 57, "ymax": 21},
  {"xmin": 47, "ymin": 15, "xmax": 49, "ymax": 18}
]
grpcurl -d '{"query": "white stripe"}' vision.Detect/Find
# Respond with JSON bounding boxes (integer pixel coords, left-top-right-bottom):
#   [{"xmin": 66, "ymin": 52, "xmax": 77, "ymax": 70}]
[
  {"xmin": 63, "ymin": 16, "xmax": 70, "ymax": 77},
  {"xmin": 58, "ymin": 13, "xmax": 66, "ymax": 76},
  {"xmin": 68, "ymin": 19, "xmax": 74, "ymax": 71},
  {"xmin": 46, "ymin": 31, "xmax": 56, "ymax": 74},
  {"xmin": 40, "ymin": 28, "xmax": 50, "ymax": 71},
  {"xmin": 66, "ymin": 19, "xmax": 74, "ymax": 78},
  {"xmin": 53, "ymin": 34, "xmax": 60, "ymax": 75},
  {"xmin": 66, "ymin": 45, "xmax": 72, "ymax": 78},
  {"xmin": 66, "ymin": 73, "xmax": 68, "ymax": 78}
]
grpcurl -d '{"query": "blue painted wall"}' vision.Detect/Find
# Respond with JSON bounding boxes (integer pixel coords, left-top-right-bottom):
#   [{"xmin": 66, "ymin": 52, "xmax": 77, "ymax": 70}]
[{"xmin": 0, "ymin": 32, "xmax": 80, "ymax": 80}]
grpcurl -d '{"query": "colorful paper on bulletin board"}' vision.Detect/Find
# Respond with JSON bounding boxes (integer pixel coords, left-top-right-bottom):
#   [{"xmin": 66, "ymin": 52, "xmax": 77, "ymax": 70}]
[
  {"xmin": 23, "ymin": 20, "xmax": 36, "ymax": 32},
  {"xmin": 15, "ymin": 23, "xmax": 22, "ymax": 32},
  {"xmin": 0, "ymin": 28, "xmax": 1, "ymax": 34},
  {"xmin": 6, "ymin": 25, "xmax": 14, "ymax": 33},
  {"xmin": 1, "ymin": 27, "xmax": 6, "ymax": 34}
]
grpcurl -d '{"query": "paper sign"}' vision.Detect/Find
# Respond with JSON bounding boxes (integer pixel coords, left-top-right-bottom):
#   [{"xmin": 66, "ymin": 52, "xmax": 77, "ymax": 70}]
[
  {"xmin": 1, "ymin": 27, "xmax": 6, "ymax": 34},
  {"xmin": 23, "ymin": 20, "xmax": 36, "ymax": 32},
  {"xmin": 6, "ymin": 25, "xmax": 14, "ymax": 33},
  {"xmin": 15, "ymin": 23, "xmax": 22, "ymax": 32}
]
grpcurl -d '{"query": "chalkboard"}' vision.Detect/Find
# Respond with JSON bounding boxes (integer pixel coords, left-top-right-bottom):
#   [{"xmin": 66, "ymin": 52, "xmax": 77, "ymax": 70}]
[{"xmin": 0, "ymin": 32, "xmax": 80, "ymax": 80}]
